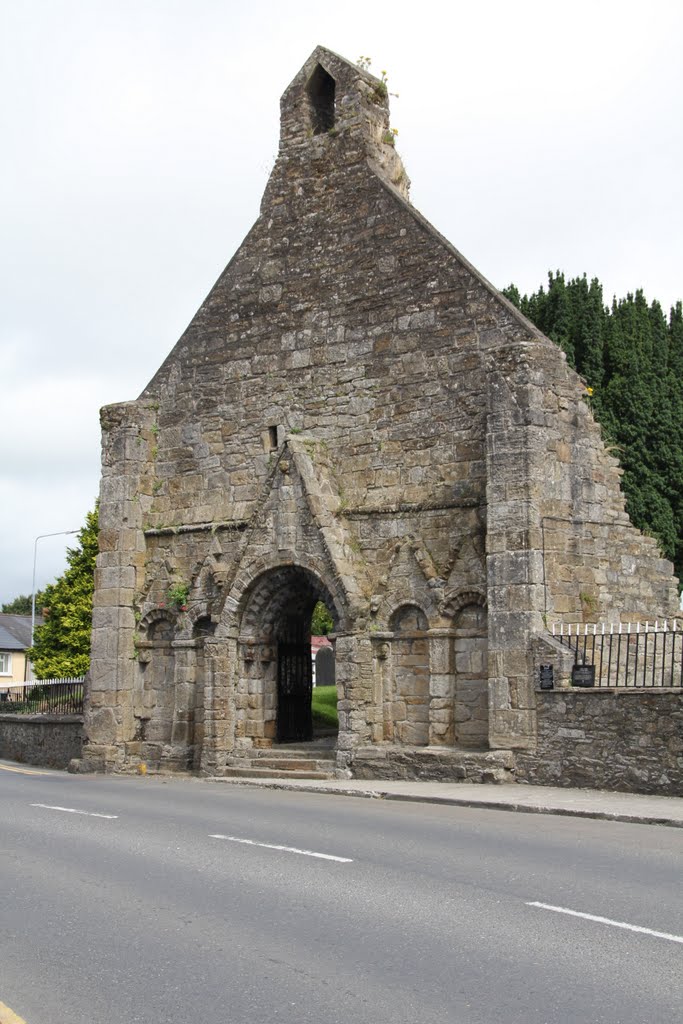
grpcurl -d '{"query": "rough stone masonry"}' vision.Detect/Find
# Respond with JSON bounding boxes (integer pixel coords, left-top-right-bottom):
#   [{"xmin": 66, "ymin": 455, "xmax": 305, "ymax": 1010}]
[{"xmin": 80, "ymin": 47, "xmax": 680, "ymax": 782}]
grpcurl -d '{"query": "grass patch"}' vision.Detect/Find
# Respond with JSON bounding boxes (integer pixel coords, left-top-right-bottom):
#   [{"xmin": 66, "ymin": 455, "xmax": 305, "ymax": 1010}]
[{"xmin": 311, "ymin": 685, "xmax": 338, "ymax": 729}]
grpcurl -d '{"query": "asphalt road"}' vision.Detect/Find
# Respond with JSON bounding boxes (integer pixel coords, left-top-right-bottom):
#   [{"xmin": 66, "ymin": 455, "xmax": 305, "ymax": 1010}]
[{"xmin": 1, "ymin": 764, "xmax": 682, "ymax": 1024}]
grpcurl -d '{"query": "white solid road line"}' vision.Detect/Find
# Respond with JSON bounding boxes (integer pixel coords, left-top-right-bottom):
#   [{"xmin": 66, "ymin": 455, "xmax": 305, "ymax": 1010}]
[
  {"xmin": 209, "ymin": 834, "xmax": 353, "ymax": 862},
  {"xmin": 30, "ymin": 803, "xmax": 118, "ymax": 819},
  {"xmin": 527, "ymin": 901, "xmax": 683, "ymax": 945}
]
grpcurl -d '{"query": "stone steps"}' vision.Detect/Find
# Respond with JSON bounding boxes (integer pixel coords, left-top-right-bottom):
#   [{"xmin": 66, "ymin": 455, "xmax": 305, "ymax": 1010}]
[
  {"xmin": 222, "ymin": 764, "xmax": 337, "ymax": 780},
  {"xmin": 223, "ymin": 742, "xmax": 338, "ymax": 780},
  {"xmin": 242, "ymin": 757, "xmax": 327, "ymax": 770}
]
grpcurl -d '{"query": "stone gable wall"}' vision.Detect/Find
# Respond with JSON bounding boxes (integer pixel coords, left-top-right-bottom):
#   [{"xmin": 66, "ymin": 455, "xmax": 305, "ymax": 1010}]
[{"xmin": 83, "ymin": 47, "xmax": 680, "ymax": 778}]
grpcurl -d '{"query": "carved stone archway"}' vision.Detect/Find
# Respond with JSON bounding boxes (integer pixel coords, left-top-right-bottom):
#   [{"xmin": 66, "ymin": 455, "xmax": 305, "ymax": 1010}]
[
  {"xmin": 383, "ymin": 603, "xmax": 431, "ymax": 746},
  {"xmin": 234, "ymin": 564, "xmax": 341, "ymax": 748},
  {"xmin": 133, "ymin": 609, "xmax": 178, "ymax": 766}
]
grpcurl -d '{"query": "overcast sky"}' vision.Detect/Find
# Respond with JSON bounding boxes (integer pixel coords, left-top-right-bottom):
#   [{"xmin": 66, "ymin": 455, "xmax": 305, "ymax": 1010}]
[{"xmin": 1, "ymin": 0, "xmax": 682, "ymax": 606}]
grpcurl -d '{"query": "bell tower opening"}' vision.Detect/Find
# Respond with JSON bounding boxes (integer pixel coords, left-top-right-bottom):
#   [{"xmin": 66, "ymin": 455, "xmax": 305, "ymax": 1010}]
[{"xmin": 306, "ymin": 64, "xmax": 336, "ymax": 135}]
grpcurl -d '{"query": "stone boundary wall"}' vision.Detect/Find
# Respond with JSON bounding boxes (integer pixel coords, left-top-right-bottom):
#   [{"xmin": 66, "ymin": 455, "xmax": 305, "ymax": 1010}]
[
  {"xmin": 516, "ymin": 690, "xmax": 683, "ymax": 795},
  {"xmin": 0, "ymin": 715, "xmax": 83, "ymax": 769}
]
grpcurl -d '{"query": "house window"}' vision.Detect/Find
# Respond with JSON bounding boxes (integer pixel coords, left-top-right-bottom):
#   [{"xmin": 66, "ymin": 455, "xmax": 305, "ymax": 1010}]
[{"xmin": 0, "ymin": 653, "xmax": 12, "ymax": 676}]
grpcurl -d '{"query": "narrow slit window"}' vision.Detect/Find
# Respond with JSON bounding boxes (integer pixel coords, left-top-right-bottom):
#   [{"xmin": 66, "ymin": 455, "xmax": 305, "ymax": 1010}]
[
  {"xmin": 268, "ymin": 425, "xmax": 279, "ymax": 450},
  {"xmin": 306, "ymin": 64, "xmax": 336, "ymax": 135}
]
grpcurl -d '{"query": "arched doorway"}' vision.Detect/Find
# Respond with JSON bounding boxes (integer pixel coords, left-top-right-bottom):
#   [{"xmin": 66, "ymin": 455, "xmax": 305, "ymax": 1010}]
[{"xmin": 238, "ymin": 565, "xmax": 340, "ymax": 746}]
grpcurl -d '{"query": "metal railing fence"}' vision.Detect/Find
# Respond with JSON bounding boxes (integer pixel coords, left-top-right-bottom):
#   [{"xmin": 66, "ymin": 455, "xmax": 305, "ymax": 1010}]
[
  {"xmin": 0, "ymin": 677, "xmax": 84, "ymax": 715},
  {"xmin": 551, "ymin": 622, "xmax": 683, "ymax": 688}
]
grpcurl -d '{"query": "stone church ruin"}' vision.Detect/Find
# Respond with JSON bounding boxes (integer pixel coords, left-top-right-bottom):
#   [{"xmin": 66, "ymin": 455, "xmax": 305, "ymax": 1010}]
[{"xmin": 82, "ymin": 48, "xmax": 681, "ymax": 790}]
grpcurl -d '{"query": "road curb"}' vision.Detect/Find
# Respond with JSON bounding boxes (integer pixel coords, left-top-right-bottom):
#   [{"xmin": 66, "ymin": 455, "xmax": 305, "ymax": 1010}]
[
  {"xmin": 0, "ymin": 1001, "xmax": 28, "ymax": 1024},
  {"xmin": 208, "ymin": 777, "xmax": 683, "ymax": 828}
]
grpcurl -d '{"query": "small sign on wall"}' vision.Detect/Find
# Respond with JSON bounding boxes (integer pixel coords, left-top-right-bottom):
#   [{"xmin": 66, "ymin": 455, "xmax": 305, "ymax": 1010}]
[
  {"xmin": 571, "ymin": 664, "xmax": 595, "ymax": 687},
  {"xmin": 539, "ymin": 665, "xmax": 554, "ymax": 690}
]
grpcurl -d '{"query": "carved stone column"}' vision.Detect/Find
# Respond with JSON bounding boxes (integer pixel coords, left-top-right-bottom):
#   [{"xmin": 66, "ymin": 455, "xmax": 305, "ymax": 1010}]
[
  {"xmin": 163, "ymin": 639, "xmax": 197, "ymax": 770},
  {"xmin": 428, "ymin": 628, "xmax": 455, "ymax": 746},
  {"xmin": 199, "ymin": 635, "xmax": 237, "ymax": 774},
  {"xmin": 335, "ymin": 632, "xmax": 374, "ymax": 767}
]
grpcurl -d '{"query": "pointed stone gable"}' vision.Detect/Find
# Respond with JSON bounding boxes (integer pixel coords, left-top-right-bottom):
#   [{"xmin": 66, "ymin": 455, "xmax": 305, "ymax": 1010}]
[{"xmin": 220, "ymin": 437, "xmax": 368, "ymax": 633}]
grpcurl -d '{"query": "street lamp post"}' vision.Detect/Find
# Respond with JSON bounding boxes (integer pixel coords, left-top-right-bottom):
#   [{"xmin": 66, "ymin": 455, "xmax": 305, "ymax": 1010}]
[{"xmin": 31, "ymin": 529, "xmax": 79, "ymax": 650}]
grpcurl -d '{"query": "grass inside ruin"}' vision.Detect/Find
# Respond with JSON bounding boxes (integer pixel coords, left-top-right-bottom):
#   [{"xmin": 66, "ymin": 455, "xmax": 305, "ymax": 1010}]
[{"xmin": 311, "ymin": 685, "xmax": 338, "ymax": 728}]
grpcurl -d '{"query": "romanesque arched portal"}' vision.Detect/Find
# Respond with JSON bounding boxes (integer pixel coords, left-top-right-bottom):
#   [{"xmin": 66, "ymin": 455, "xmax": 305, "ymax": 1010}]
[{"xmin": 237, "ymin": 565, "xmax": 339, "ymax": 746}]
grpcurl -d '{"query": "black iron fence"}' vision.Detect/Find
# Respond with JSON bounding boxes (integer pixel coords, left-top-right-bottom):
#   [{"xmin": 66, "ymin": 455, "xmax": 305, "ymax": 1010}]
[
  {"xmin": 551, "ymin": 622, "xmax": 683, "ymax": 688},
  {"xmin": 0, "ymin": 678, "xmax": 84, "ymax": 715}
]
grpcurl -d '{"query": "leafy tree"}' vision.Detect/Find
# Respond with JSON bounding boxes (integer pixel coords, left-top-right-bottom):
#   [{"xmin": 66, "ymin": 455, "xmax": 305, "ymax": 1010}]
[
  {"xmin": 27, "ymin": 506, "xmax": 99, "ymax": 678},
  {"xmin": 311, "ymin": 600, "xmax": 334, "ymax": 635},
  {"xmin": 2, "ymin": 594, "xmax": 34, "ymax": 615}
]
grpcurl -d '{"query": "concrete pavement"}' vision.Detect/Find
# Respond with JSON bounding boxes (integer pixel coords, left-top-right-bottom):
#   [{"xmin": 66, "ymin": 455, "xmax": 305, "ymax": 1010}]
[
  {"xmin": 209, "ymin": 775, "xmax": 683, "ymax": 828},
  {"xmin": 3, "ymin": 755, "xmax": 682, "ymax": 827}
]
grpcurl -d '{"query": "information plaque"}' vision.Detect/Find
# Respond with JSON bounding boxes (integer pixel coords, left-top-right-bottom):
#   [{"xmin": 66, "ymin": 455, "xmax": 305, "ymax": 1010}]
[
  {"xmin": 539, "ymin": 665, "xmax": 554, "ymax": 690},
  {"xmin": 571, "ymin": 664, "xmax": 595, "ymax": 688}
]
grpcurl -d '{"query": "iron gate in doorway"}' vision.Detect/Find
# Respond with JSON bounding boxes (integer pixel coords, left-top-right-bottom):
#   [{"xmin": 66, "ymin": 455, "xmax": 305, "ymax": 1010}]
[{"xmin": 277, "ymin": 619, "xmax": 313, "ymax": 742}]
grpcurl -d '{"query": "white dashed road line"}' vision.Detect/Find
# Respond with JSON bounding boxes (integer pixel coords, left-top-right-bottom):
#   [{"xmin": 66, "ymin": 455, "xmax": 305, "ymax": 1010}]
[
  {"xmin": 209, "ymin": 833, "xmax": 353, "ymax": 862},
  {"xmin": 527, "ymin": 901, "xmax": 683, "ymax": 945},
  {"xmin": 30, "ymin": 803, "xmax": 118, "ymax": 819}
]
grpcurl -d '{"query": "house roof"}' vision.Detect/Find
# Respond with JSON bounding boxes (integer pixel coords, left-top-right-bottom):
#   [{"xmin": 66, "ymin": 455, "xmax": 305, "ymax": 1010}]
[
  {"xmin": 311, "ymin": 635, "xmax": 333, "ymax": 656},
  {"xmin": 0, "ymin": 614, "xmax": 42, "ymax": 652}
]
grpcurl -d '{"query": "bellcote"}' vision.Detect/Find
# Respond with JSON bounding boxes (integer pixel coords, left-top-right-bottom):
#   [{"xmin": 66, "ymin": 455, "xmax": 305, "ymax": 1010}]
[{"xmin": 275, "ymin": 46, "xmax": 410, "ymax": 199}]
